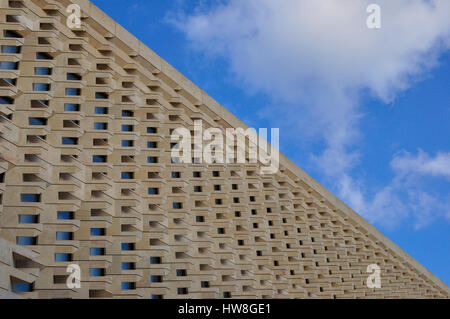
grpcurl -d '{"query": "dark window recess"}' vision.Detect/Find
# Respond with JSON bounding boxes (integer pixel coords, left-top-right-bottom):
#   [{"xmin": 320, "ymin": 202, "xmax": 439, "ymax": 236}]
[
  {"xmin": 21, "ymin": 194, "xmax": 41, "ymax": 202},
  {"xmin": 0, "ymin": 61, "xmax": 19, "ymax": 70},
  {"xmin": 92, "ymin": 155, "xmax": 107, "ymax": 163},
  {"xmin": 150, "ymin": 276, "xmax": 162, "ymax": 283},
  {"xmin": 29, "ymin": 117, "xmax": 47, "ymax": 125},
  {"xmin": 66, "ymin": 88, "xmax": 81, "ymax": 96},
  {"xmin": 64, "ymin": 104, "xmax": 80, "ymax": 112},
  {"xmin": 36, "ymin": 52, "xmax": 53, "ymax": 60},
  {"xmin": 4, "ymin": 30, "xmax": 22, "ymax": 38},
  {"xmin": 16, "ymin": 236, "xmax": 37, "ymax": 245},
  {"xmin": 33, "ymin": 83, "xmax": 50, "ymax": 91},
  {"xmin": 62, "ymin": 137, "xmax": 78, "ymax": 145},
  {"xmin": 177, "ymin": 288, "xmax": 188, "ymax": 295},
  {"xmin": 35, "ymin": 67, "xmax": 52, "ymax": 75},
  {"xmin": 1, "ymin": 45, "xmax": 21, "ymax": 53},
  {"xmin": 57, "ymin": 211, "xmax": 74, "ymax": 220},
  {"xmin": 55, "ymin": 253, "xmax": 72, "ymax": 262},
  {"xmin": 95, "ymin": 92, "xmax": 108, "ymax": 99},
  {"xmin": 0, "ymin": 96, "xmax": 14, "ymax": 104},
  {"xmin": 67, "ymin": 73, "xmax": 81, "ymax": 80},
  {"xmin": 176, "ymin": 269, "xmax": 187, "ymax": 276}
]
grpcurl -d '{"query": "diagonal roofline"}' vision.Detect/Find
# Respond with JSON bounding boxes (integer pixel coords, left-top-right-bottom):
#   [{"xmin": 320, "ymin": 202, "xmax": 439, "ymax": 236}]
[{"xmin": 68, "ymin": 0, "xmax": 449, "ymax": 294}]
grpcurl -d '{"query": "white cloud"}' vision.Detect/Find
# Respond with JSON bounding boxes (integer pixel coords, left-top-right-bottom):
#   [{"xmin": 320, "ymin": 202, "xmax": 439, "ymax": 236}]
[
  {"xmin": 337, "ymin": 150, "xmax": 450, "ymax": 228},
  {"xmin": 172, "ymin": 0, "xmax": 450, "ymax": 228},
  {"xmin": 391, "ymin": 149, "xmax": 450, "ymax": 178}
]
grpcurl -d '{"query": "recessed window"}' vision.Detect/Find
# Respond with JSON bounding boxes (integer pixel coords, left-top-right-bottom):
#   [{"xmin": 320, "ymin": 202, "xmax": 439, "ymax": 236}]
[
  {"xmin": 64, "ymin": 103, "xmax": 80, "ymax": 112},
  {"xmin": 147, "ymin": 127, "xmax": 157, "ymax": 134},
  {"xmin": 21, "ymin": 193, "xmax": 41, "ymax": 202},
  {"xmin": 148, "ymin": 188, "xmax": 159, "ymax": 195},
  {"xmin": 121, "ymin": 243, "xmax": 135, "ymax": 251},
  {"xmin": 92, "ymin": 155, "xmax": 107, "ymax": 163},
  {"xmin": 57, "ymin": 211, "xmax": 74, "ymax": 220},
  {"xmin": 16, "ymin": 236, "xmax": 37, "ymax": 245},
  {"xmin": 4, "ymin": 30, "xmax": 22, "ymax": 38},
  {"xmin": 201, "ymin": 281, "xmax": 209, "ymax": 288},
  {"xmin": 65, "ymin": 88, "xmax": 80, "ymax": 96},
  {"xmin": 150, "ymin": 275, "xmax": 162, "ymax": 283},
  {"xmin": 212, "ymin": 171, "xmax": 220, "ymax": 177},
  {"xmin": 94, "ymin": 106, "xmax": 108, "ymax": 114},
  {"xmin": 0, "ymin": 96, "xmax": 14, "ymax": 104},
  {"xmin": 67, "ymin": 73, "xmax": 81, "ymax": 80},
  {"xmin": 150, "ymin": 256, "xmax": 161, "ymax": 264},
  {"xmin": 90, "ymin": 228, "xmax": 105, "ymax": 236},
  {"xmin": 147, "ymin": 156, "xmax": 158, "ymax": 163},
  {"xmin": 218, "ymin": 228, "xmax": 225, "ymax": 234},
  {"xmin": 13, "ymin": 283, "xmax": 33, "ymax": 293},
  {"xmin": 54, "ymin": 253, "xmax": 72, "ymax": 262},
  {"xmin": 29, "ymin": 117, "xmax": 47, "ymax": 125},
  {"xmin": 177, "ymin": 288, "xmax": 188, "ymax": 295},
  {"xmin": 94, "ymin": 122, "xmax": 107, "ymax": 130},
  {"xmin": 176, "ymin": 269, "xmax": 187, "ymax": 276},
  {"xmin": 90, "ymin": 248, "xmax": 105, "ymax": 256},
  {"xmin": 121, "ymin": 124, "xmax": 133, "ymax": 132},
  {"xmin": 33, "ymin": 83, "xmax": 50, "ymax": 91},
  {"xmin": 1, "ymin": 78, "xmax": 16, "ymax": 85},
  {"xmin": 34, "ymin": 67, "xmax": 52, "ymax": 75},
  {"xmin": 147, "ymin": 141, "xmax": 157, "ymax": 149},
  {"xmin": 122, "ymin": 140, "xmax": 134, "ymax": 147},
  {"xmin": 196, "ymin": 216, "xmax": 205, "ymax": 222},
  {"xmin": 194, "ymin": 186, "xmax": 202, "ymax": 192},
  {"xmin": 171, "ymin": 172, "xmax": 181, "ymax": 178},
  {"xmin": 122, "ymin": 110, "xmax": 133, "ymax": 117},
  {"xmin": 214, "ymin": 185, "xmax": 221, "ymax": 191},
  {"xmin": 62, "ymin": 137, "xmax": 78, "ymax": 145},
  {"xmin": 121, "ymin": 262, "xmax": 136, "ymax": 270},
  {"xmin": 121, "ymin": 172, "xmax": 134, "ymax": 179},
  {"xmin": 1, "ymin": 45, "xmax": 21, "ymax": 53},
  {"xmin": 121, "ymin": 282, "xmax": 135, "ymax": 290},
  {"xmin": 0, "ymin": 61, "xmax": 18, "ymax": 70},
  {"xmin": 18, "ymin": 214, "xmax": 39, "ymax": 224},
  {"xmin": 173, "ymin": 202, "xmax": 183, "ymax": 209},
  {"xmin": 56, "ymin": 232, "xmax": 73, "ymax": 240},
  {"xmin": 193, "ymin": 171, "xmax": 201, "ymax": 178},
  {"xmin": 36, "ymin": 52, "xmax": 52, "ymax": 60},
  {"xmin": 89, "ymin": 268, "xmax": 105, "ymax": 277},
  {"xmin": 95, "ymin": 92, "xmax": 108, "ymax": 99}
]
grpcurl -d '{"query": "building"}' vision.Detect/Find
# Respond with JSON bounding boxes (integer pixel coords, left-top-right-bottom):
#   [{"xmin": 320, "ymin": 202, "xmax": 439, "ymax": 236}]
[{"xmin": 0, "ymin": 0, "xmax": 448, "ymax": 299}]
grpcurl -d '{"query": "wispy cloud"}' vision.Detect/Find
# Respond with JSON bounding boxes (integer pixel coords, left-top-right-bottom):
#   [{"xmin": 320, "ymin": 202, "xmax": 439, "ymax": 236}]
[
  {"xmin": 340, "ymin": 149, "xmax": 450, "ymax": 229},
  {"xmin": 391, "ymin": 149, "xmax": 450, "ymax": 178},
  {"xmin": 171, "ymin": 0, "xmax": 450, "ymax": 228}
]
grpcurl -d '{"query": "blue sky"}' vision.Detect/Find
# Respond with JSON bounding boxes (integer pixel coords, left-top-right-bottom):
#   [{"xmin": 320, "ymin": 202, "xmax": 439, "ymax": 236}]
[{"xmin": 91, "ymin": 0, "xmax": 450, "ymax": 285}]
